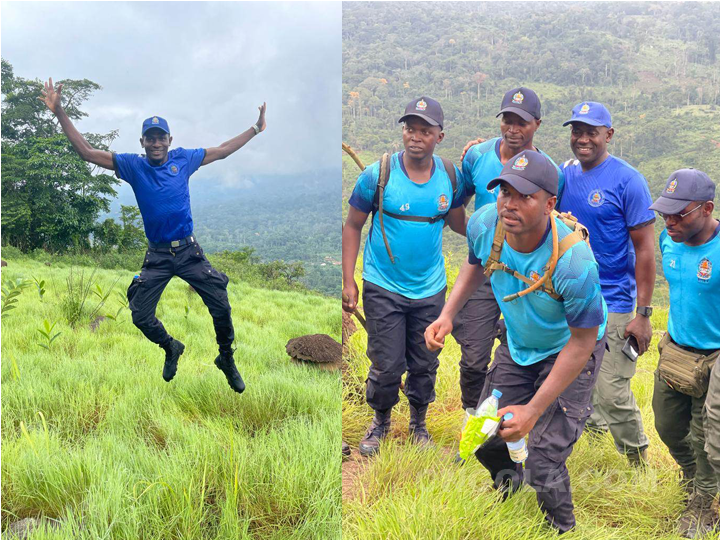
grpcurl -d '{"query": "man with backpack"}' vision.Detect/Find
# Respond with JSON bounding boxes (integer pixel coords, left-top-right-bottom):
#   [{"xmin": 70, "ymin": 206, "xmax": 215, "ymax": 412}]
[
  {"xmin": 558, "ymin": 102, "xmax": 656, "ymax": 465},
  {"xmin": 342, "ymin": 96, "xmax": 466, "ymax": 456},
  {"xmin": 40, "ymin": 77, "xmax": 266, "ymax": 393},
  {"xmin": 425, "ymin": 150, "xmax": 608, "ymax": 534},
  {"xmin": 454, "ymin": 87, "xmax": 564, "ymax": 449}
]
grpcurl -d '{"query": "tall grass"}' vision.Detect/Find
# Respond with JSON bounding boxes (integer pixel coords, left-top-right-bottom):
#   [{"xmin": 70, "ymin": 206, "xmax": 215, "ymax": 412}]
[
  {"xmin": 342, "ymin": 258, "xmax": 703, "ymax": 540},
  {"xmin": 2, "ymin": 259, "xmax": 341, "ymax": 539}
]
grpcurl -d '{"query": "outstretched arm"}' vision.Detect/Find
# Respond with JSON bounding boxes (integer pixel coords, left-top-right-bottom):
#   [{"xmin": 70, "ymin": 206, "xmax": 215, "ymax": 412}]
[
  {"xmin": 39, "ymin": 78, "xmax": 114, "ymax": 170},
  {"xmin": 202, "ymin": 102, "xmax": 267, "ymax": 166}
]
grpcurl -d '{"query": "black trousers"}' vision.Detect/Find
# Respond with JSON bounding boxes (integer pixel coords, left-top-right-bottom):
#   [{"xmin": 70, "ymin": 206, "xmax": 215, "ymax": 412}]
[
  {"xmin": 362, "ymin": 280, "xmax": 446, "ymax": 411},
  {"xmin": 127, "ymin": 241, "xmax": 234, "ymax": 352},
  {"xmin": 475, "ymin": 332, "xmax": 607, "ymax": 534}
]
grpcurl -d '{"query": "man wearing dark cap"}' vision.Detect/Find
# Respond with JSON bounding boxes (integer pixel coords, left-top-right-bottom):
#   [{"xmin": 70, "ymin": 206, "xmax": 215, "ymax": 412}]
[
  {"xmin": 426, "ymin": 150, "xmax": 608, "ymax": 534},
  {"xmin": 650, "ymin": 169, "xmax": 720, "ymax": 538},
  {"xmin": 342, "ymin": 96, "xmax": 466, "ymax": 456},
  {"xmin": 452, "ymin": 88, "xmax": 564, "ymax": 456},
  {"xmin": 558, "ymin": 102, "xmax": 656, "ymax": 465},
  {"xmin": 40, "ymin": 78, "xmax": 267, "ymax": 393}
]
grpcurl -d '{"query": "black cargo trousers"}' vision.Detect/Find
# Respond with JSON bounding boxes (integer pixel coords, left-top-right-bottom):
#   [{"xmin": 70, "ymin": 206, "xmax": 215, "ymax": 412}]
[{"xmin": 127, "ymin": 240, "xmax": 234, "ymax": 353}]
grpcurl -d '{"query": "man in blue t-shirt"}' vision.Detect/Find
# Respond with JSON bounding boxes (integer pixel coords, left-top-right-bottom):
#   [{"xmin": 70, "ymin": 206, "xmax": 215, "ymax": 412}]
[
  {"xmin": 40, "ymin": 78, "xmax": 266, "ymax": 393},
  {"xmin": 342, "ymin": 96, "xmax": 466, "ymax": 456},
  {"xmin": 649, "ymin": 169, "xmax": 720, "ymax": 537},
  {"xmin": 454, "ymin": 87, "xmax": 564, "ymax": 424},
  {"xmin": 426, "ymin": 151, "xmax": 607, "ymax": 534},
  {"xmin": 558, "ymin": 102, "xmax": 656, "ymax": 465}
]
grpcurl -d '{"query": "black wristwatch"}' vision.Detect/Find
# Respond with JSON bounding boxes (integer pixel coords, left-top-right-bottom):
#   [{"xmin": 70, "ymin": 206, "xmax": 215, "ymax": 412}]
[{"xmin": 637, "ymin": 306, "xmax": 653, "ymax": 318}]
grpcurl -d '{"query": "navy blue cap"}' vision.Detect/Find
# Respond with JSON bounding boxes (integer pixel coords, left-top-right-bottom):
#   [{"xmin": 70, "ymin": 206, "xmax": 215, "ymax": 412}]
[
  {"xmin": 650, "ymin": 168, "xmax": 716, "ymax": 215},
  {"xmin": 487, "ymin": 150, "xmax": 559, "ymax": 196},
  {"xmin": 563, "ymin": 102, "xmax": 612, "ymax": 128},
  {"xmin": 497, "ymin": 87, "xmax": 541, "ymax": 122},
  {"xmin": 399, "ymin": 96, "xmax": 444, "ymax": 129},
  {"xmin": 142, "ymin": 116, "xmax": 170, "ymax": 136}
]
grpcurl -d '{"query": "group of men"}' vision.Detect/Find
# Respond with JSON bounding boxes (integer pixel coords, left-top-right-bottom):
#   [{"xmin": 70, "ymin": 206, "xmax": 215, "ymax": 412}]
[{"xmin": 342, "ymin": 87, "xmax": 720, "ymax": 537}]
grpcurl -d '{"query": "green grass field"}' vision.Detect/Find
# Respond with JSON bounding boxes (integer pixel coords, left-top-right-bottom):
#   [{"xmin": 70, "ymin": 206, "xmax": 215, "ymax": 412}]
[
  {"xmin": 1, "ymin": 259, "xmax": 341, "ymax": 539},
  {"xmin": 342, "ymin": 266, "xmax": 716, "ymax": 540}
]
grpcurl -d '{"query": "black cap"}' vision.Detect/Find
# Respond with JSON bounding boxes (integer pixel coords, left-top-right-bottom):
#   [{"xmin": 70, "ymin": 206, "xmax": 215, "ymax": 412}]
[
  {"xmin": 487, "ymin": 150, "xmax": 558, "ymax": 196},
  {"xmin": 496, "ymin": 87, "xmax": 541, "ymax": 122},
  {"xmin": 649, "ymin": 168, "xmax": 716, "ymax": 215},
  {"xmin": 399, "ymin": 96, "xmax": 444, "ymax": 129}
]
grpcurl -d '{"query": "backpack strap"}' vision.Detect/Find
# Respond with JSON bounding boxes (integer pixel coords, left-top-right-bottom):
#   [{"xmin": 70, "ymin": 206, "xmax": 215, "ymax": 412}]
[
  {"xmin": 439, "ymin": 156, "xmax": 457, "ymax": 199},
  {"xmin": 375, "ymin": 153, "xmax": 395, "ymax": 264}
]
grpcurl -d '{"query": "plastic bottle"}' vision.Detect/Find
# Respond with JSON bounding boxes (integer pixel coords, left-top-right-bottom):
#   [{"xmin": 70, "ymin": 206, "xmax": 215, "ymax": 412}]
[
  {"xmin": 476, "ymin": 389, "xmax": 502, "ymax": 417},
  {"xmin": 503, "ymin": 412, "xmax": 528, "ymax": 463}
]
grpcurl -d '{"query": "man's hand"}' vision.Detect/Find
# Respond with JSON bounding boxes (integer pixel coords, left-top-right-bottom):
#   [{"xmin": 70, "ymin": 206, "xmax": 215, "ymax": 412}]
[
  {"xmin": 460, "ymin": 137, "xmax": 487, "ymax": 162},
  {"xmin": 497, "ymin": 404, "xmax": 541, "ymax": 442},
  {"xmin": 39, "ymin": 78, "xmax": 63, "ymax": 115},
  {"xmin": 342, "ymin": 281, "xmax": 359, "ymax": 313},
  {"xmin": 625, "ymin": 315, "xmax": 652, "ymax": 355},
  {"xmin": 424, "ymin": 316, "xmax": 453, "ymax": 351},
  {"xmin": 256, "ymin": 102, "xmax": 267, "ymax": 133}
]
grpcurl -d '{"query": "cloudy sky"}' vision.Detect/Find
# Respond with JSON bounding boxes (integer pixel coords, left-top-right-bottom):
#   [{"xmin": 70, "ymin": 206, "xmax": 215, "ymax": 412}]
[{"xmin": 1, "ymin": 1, "xmax": 340, "ymax": 187}]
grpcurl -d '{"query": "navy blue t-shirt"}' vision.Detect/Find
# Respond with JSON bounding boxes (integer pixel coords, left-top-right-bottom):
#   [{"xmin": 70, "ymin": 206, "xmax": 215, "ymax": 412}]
[{"xmin": 113, "ymin": 147, "xmax": 206, "ymax": 243}]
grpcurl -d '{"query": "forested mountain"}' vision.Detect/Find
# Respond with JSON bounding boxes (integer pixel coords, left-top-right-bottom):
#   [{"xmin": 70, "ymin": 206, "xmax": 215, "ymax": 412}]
[{"xmin": 342, "ymin": 2, "xmax": 720, "ymax": 299}]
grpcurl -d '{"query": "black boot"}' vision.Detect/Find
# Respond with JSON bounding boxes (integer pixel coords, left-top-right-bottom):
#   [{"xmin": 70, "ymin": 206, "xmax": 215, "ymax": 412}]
[
  {"xmin": 161, "ymin": 339, "xmax": 185, "ymax": 382},
  {"xmin": 359, "ymin": 409, "xmax": 391, "ymax": 457},
  {"xmin": 408, "ymin": 403, "xmax": 434, "ymax": 448},
  {"xmin": 215, "ymin": 351, "xmax": 245, "ymax": 394}
]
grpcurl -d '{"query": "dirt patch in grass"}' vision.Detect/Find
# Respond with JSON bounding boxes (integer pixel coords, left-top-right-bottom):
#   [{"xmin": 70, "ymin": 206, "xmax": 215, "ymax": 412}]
[{"xmin": 342, "ymin": 449, "xmax": 368, "ymax": 502}]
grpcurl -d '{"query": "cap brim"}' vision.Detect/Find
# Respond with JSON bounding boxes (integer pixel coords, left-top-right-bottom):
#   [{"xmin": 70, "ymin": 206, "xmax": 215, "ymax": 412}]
[
  {"xmin": 487, "ymin": 174, "xmax": 542, "ymax": 195},
  {"xmin": 649, "ymin": 196, "xmax": 692, "ymax": 214},
  {"xmin": 496, "ymin": 107, "xmax": 536, "ymax": 122},
  {"xmin": 562, "ymin": 118, "xmax": 610, "ymax": 128},
  {"xmin": 142, "ymin": 126, "xmax": 170, "ymax": 135},
  {"xmin": 398, "ymin": 113, "xmax": 441, "ymax": 128}
]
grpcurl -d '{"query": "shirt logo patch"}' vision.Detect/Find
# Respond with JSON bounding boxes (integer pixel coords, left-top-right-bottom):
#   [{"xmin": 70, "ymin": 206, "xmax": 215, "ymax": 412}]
[
  {"xmin": 698, "ymin": 258, "xmax": 712, "ymax": 282},
  {"xmin": 667, "ymin": 179, "xmax": 678, "ymax": 194},
  {"xmin": 588, "ymin": 189, "xmax": 604, "ymax": 207},
  {"xmin": 399, "ymin": 203, "xmax": 410, "ymax": 212},
  {"xmin": 152, "ymin": 116, "xmax": 159, "ymax": 124},
  {"xmin": 170, "ymin": 165, "xmax": 178, "ymax": 174},
  {"xmin": 437, "ymin": 194, "xmax": 449, "ymax": 212},
  {"xmin": 512, "ymin": 91, "xmax": 524, "ymax": 104},
  {"xmin": 512, "ymin": 155, "xmax": 528, "ymax": 171},
  {"xmin": 530, "ymin": 271, "xmax": 541, "ymax": 283},
  {"xmin": 416, "ymin": 99, "xmax": 427, "ymax": 111},
  {"xmin": 579, "ymin": 103, "xmax": 590, "ymax": 114}
]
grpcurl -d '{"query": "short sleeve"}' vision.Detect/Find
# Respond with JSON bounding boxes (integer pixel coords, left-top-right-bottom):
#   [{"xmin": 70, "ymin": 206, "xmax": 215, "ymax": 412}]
[
  {"xmin": 466, "ymin": 205, "xmax": 495, "ymax": 266},
  {"xmin": 185, "ymin": 148, "xmax": 206, "ymax": 176},
  {"xmin": 450, "ymin": 164, "xmax": 465, "ymax": 209},
  {"xmin": 554, "ymin": 244, "xmax": 606, "ymax": 329},
  {"xmin": 113, "ymin": 153, "xmax": 138, "ymax": 186},
  {"xmin": 461, "ymin": 148, "xmax": 478, "ymax": 200},
  {"xmin": 348, "ymin": 163, "xmax": 378, "ymax": 214},
  {"xmin": 621, "ymin": 171, "xmax": 655, "ymax": 229}
]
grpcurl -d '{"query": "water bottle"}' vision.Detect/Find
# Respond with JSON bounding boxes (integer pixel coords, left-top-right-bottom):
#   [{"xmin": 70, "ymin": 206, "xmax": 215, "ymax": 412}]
[
  {"xmin": 476, "ymin": 389, "xmax": 502, "ymax": 417},
  {"xmin": 503, "ymin": 412, "xmax": 528, "ymax": 463}
]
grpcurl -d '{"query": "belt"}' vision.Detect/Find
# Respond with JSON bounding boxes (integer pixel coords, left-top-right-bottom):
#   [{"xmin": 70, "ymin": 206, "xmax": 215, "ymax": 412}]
[{"xmin": 148, "ymin": 235, "xmax": 196, "ymax": 249}]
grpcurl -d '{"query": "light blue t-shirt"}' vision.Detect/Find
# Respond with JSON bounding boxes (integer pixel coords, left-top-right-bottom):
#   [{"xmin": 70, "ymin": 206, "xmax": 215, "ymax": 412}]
[
  {"xmin": 348, "ymin": 152, "xmax": 463, "ymax": 299},
  {"xmin": 558, "ymin": 155, "xmax": 655, "ymax": 313},
  {"xmin": 114, "ymin": 147, "xmax": 206, "ymax": 243},
  {"xmin": 462, "ymin": 137, "xmax": 565, "ymax": 211},
  {"xmin": 660, "ymin": 224, "xmax": 720, "ymax": 350},
  {"xmin": 467, "ymin": 204, "xmax": 608, "ymax": 365}
]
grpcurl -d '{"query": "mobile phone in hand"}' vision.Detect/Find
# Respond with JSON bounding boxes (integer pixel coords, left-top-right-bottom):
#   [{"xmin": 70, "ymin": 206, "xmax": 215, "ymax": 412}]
[{"xmin": 622, "ymin": 335, "xmax": 639, "ymax": 362}]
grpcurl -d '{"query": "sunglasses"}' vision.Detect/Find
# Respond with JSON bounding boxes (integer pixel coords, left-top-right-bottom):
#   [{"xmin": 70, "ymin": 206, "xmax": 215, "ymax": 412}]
[{"xmin": 659, "ymin": 203, "xmax": 703, "ymax": 222}]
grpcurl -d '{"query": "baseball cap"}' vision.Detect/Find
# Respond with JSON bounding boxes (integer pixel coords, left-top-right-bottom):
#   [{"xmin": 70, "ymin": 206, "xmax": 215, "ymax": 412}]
[
  {"xmin": 142, "ymin": 116, "xmax": 170, "ymax": 136},
  {"xmin": 649, "ymin": 168, "xmax": 716, "ymax": 215},
  {"xmin": 496, "ymin": 87, "xmax": 541, "ymax": 122},
  {"xmin": 487, "ymin": 150, "xmax": 558, "ymax": 196},
  {"xmin": 398, "ymin": 97, "xmax": 444, "ymax": 129},
  {"xmin": 563, "ymin": 102, "xmax": 612, "ymax": 128}
]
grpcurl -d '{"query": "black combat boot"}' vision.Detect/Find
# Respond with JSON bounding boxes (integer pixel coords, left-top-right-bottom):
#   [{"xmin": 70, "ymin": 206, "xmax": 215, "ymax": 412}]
[
  {"xmin": 359, "ymin": 409, "xmax": 391, "ymax": 457},
  {"xmin": 408, "ymin": 403, "xmax": 434, "ymax": 449},
  {"xmin": 214, "ymin": 350, "xmax": 245, "ymax": 394},
  {"xmin": 161, "ymin": 339, "xmax": 185, "ymax": 382}
]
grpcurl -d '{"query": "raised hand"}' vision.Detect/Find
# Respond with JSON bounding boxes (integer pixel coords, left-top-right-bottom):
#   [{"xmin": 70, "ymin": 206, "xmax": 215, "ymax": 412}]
[
  {"xmin": 460, "ymin": 137, "xmax": 487, "ymax": 162},
  {"xmin": 256, "ymin": 102, "xmax": 267, "ymax": 132},
  {"xmin": 38, "ymin": 78, "xmax": 63, "ymax": 115}
]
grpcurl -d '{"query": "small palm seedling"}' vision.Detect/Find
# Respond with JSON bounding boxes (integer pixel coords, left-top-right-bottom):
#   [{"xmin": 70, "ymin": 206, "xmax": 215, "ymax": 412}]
[
  {"xmin": 106, "ymin": 292, "xmax": 130, "ymax": 322},
  {"xmin": 32, "ymin": 276, "xmax": 47, "ymax": 302},
  {"xmin": 1, "ymin": 277, "xmax": 30, "ymax": 316},
  {"xmin": 37, "ymin": 319, "xmax": 61, "ymax": 350}
]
